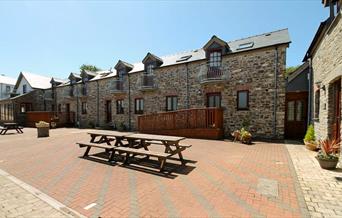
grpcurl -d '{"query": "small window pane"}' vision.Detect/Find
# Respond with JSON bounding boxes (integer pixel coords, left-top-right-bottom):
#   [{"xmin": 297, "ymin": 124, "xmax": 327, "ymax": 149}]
[
  {"xmin": 238, "ymin": 91, "xmax": 248, "ymax": 110},
  {"xmin": 287, "ymin": 101, "xmax": 295, "ymax": 121},
  {"xmin": 296, "ymin": 101, "xmax": 303, "ymax": 121}
]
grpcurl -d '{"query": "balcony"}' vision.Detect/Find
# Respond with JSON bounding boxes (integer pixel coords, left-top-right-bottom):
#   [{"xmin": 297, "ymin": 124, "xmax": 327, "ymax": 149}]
[
  {"xmin": 139, "ymin": 73, "xmax": 157, "ymax": 91},
  {"xmin": 111, "ymin": 79, "xmax": 126, "ymax": 94},
  {"xmin": 199, "ymin": 64, "xmax": 228, "ymax": 84}
]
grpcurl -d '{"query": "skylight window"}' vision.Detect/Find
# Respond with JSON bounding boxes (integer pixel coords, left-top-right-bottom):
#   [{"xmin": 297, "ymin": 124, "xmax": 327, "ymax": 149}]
[
  {"xmin": 237, "ymin": 42, "xmax": 254, "ymax": 50},
  {"xmin": 176, "ymin": 55, "xmax": 192, "ymax": 62}
]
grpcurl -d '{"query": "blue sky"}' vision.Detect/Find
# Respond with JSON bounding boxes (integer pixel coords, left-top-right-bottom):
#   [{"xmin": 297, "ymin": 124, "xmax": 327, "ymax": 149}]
[{"xmin": 0, "ymin": 0, "xmax": 328, "ymax": 79}]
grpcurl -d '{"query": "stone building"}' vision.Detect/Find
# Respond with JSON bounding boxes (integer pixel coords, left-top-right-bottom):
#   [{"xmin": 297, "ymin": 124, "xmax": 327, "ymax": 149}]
[
  {"xmin": 304, "ymin": 0, "xmax": 342, "ymax": 141},
  {"xmin": 53, "ymin": 29, "xmax": 290, "ymax": 139},
  {"xmin": 0, "ymin": 74, "xmax": 16, "ymax": 100}
]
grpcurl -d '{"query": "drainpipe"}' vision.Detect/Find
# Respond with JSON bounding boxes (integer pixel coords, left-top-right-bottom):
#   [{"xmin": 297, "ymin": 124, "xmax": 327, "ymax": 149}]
[
  {"xmin": 128, "ymin": 74, "xmax": 131, "ymax": 130},
  {"xmin": 96, "ymin": 80, "xmax": 100, "ymax": 127},
  {"xmin": 186, "ymin": 63, "xmax": 190, "ymax": 109},
  {"xmin": 307, "ymin": 58, "xmax": 312, "ymax": 125},
  {"xmin": 273, "ymin": 46, "xmax": 279, "ymax": 138},
  {"xmin": 76, "ymin": 85, "xmax": 79, "ymax": 127}
]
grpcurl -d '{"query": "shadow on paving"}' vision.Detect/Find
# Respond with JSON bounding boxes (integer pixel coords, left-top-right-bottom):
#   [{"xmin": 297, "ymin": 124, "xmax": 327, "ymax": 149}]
[{"xmin": 80, "ymin": 151, "xmax": 197, "ymax": 179}]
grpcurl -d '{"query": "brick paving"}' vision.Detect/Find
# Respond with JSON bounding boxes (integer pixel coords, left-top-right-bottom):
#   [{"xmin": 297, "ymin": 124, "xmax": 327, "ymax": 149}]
[
  {"xmin": 286, "ymin": 141, "xmax": 342, "ymax": 218},
  {"xmin": 0, "ymin": 128, "xmax": 308, "ymax": 217}
]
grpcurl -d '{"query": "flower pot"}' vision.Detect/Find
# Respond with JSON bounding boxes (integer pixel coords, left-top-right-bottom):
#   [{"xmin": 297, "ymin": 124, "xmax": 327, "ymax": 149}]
[
  {"xmin": 315, "ymin": 156, "xmax": 339, "ymax": 170},
  {"xmin": 304, "ymin": 140, "xmax": 318, "ymax": 151},
  {"xmin": 37, "ymin": 127, "xmax": 49, "ymax": 138}
]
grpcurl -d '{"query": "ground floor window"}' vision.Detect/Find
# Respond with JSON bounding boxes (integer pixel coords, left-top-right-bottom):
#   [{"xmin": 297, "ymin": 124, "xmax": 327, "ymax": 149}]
[
  {"xmin": 135, "ymin": 98, "xmax": 144, "ymax": 114},
  {"xmin": 20, "ymin": 103, "xmax": 32, "ymax": 113},
  {"xmin": 287, "ymin": 100, "xmax": 303, "ymax": 121},
  {"xmin": 207, "ymin": 92, "xmax": 221, "ymax": 108},
  {"xmin": 116, "ymin": 99, "xmax": 124, "ymax": 114},
  {"xmin": 81, "ymin": 102, "xmax": 87, "ymax": 114},
  {"xmin": 314, "ymin": 89, "xmax": 320, "ymax": 119},
  {"xmin": 166, "ymin": 96, "xmax": 178, "ymax": 111},
  {"xmin": 237, "ymin": 90, "xmax": 249, "ymax": 110},
  {"xmin": 58, "ymin": 104, "xmax": 62, "ymax": 112}
]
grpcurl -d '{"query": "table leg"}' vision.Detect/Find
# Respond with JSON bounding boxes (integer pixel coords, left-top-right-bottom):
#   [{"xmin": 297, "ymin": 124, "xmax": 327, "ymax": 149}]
[
  {"xmin": 90, "ymin": 135, "xmax": 96, "ymax": 143},
  {"xmin": 83, "ymin": 146, "xmax": 91, "ymax": 157}
]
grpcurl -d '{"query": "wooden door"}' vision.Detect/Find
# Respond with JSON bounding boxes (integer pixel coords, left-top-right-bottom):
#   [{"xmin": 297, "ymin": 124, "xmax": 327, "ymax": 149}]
[
  {"xmin": 285, "ymin": 92, "xmax": 308, "ymax": 139},
  {"xmin": 332, "ymin": 79, "xmax": 341, "ymax": 142}
]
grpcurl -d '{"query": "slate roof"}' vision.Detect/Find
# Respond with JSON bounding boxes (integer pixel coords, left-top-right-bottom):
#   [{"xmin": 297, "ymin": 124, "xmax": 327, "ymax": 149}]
[
  {"xmin": 57, "ymin": 28, "xmax": 290, "ymax": 85},
  {"xmin": 0, "ymin": 75, "xmax": 16, "ymax": 85}
]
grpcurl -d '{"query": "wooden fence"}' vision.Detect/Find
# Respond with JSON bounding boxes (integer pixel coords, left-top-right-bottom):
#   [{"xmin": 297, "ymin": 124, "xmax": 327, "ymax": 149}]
[
  {"xmin": 138, "ymin": 107, "xmax": 224, "ymax": 139},
  {"xmin": 25, "ymin": 111, "xmax": 75, "ymax": 127}
]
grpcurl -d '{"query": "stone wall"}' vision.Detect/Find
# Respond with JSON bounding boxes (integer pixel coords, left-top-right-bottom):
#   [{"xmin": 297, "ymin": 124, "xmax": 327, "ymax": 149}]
[
  {"xmin": 54, "ymin": 45, "xmax": 287, "ymax": 138},
  {"xmin": 311, "ymin": 13, "xmax": 342, "ymax": 140}
]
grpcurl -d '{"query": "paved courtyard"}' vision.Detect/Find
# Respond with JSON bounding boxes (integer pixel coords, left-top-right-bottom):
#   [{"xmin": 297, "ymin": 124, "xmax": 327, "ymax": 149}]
[
  {"xmin": 286, "ymin": 142, "xmax": 342, "ymax": 218},
  {"xmin": 0, "ymin": 128, "xmax": 310, "ymax": 217}
]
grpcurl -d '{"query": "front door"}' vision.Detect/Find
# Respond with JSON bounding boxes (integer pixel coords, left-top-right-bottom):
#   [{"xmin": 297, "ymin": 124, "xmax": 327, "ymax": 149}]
[
  {"xmin": 285, "ymin": 92, "xmax": 308, "ymax": 139},
  {"xmin": 332, "ymin": 79, "xmax": 341, "ymax": 142},
  {"xmin": 65, "ymin": 103, "xmax": 70, "ymax": 123}
]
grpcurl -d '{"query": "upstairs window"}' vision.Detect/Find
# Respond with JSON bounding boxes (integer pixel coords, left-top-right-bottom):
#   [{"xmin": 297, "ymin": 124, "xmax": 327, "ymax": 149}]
[
  {"xmin": 207, "ymin": 93, "xmax": 221, "ymax": 108},
  {"xmin": 5, "ymin": 85, "xmax": 10, "ymax": 93},
  {"xmin": 82, "ymin": 83, "xmax": 87, "ymax": 96},
  {"xmin": 166, "ymin": 96, "xmax": 178, "ymax": 111},
  {"xmin": 23, "ymin": 84, "xmax": 27, "ymax": 94},
  {"xmin": 135, "ymin": 98, "xmax": 144, "ymax": 114},
  {"xmin": 209, "ymin": 51, "xmax": 221, "ymax": 68},
  {"xmin": 146, "ymin": 64, "xmax": 154, "ymax": 74},
  {"xmin": 116, "ymin": 99, "xmax": 124, "ymax": 114},
  {"xmin": 237, "ymin": 90, "xmax": 249, "ymax": 110}
]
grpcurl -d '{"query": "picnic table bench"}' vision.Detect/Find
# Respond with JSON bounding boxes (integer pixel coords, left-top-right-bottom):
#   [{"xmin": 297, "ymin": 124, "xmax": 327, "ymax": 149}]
[
  {"xmin": 77, "ymin": 141, "xmax": 117, "ymax": 162},
  {"xmin": 0, "ymin": 123, "xmax": 24, "ymax": 135},
  {"xmin": 87, "ymin": 131, "xmax": 132, "ymax": 146}
]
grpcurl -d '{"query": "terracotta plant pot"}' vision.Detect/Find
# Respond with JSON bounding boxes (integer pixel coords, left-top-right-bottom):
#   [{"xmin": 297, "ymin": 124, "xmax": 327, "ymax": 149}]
[
  {"xmin": 304, "ymin": 140, "xmax": 318, "ymax": 151},
  {"xmin": 315, "ymin": 156, "xmax": 339, "ymax": 170}
]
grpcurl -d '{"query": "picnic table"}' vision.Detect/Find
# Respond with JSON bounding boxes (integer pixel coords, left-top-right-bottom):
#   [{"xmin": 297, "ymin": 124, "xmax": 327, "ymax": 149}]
[
  {"xmin": 124, "ymin": 133, "xmax": 188, "ymax": 164},
  {"xmin": 0, "ymin": 123, "xmax": 23, "ymax": 135},
  {"xmin": 87, "ymin": 130, "xmax": 132, "ymax": 146}
]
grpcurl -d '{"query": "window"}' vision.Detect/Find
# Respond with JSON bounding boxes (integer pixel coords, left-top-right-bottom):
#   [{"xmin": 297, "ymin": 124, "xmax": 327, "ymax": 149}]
[
  {"xmin": 207, "ymin": 93, "xmax": 221, "ymax": 108},
  {"xmin": 81, "ymin": 102, "xmax": 87, "ymax": 114},
  {"xmin": 106, "ymin": 100, "xmax": 112, "ymax": 122},
  {"xmin": 58, "ymin": 104, "xmax": 62, "ymax": 112},
  {"xmin": 237, "ymin": 42, "xmax": 254, "ymax": 50},
  {"xmin": 166, "ymin": 96, "xmax": 178, "ymax": 111},
  {"xmin": 82, "ymin": 83, "xmax": 87, "ymax": 96},
  {"xmin": 237, "ymin": 90, "xmax": 249, "ymax": 110},
  {"xmin": 20, "ymin": 103, "xmax": 32, "ymax": 113},
  {"xmin": 176, "ymin": 55, "xmax": 192, "ymax": 62},
  {"xmin": 69, "ymin": 86, "xmax": 74, "ymax": 96},
  {"xmin": 287, "ymin": 100, "xmax": 304, "ymax": 122},
  {"xmin": 315, "ymin": 89, "xmax": 320, "ymax": 119},
  {"xmin": 135, "ymin": 98, "xmax": 144, "ymax": 114},
  {"xmin": 146, "ymin": 64, "xmax": 154, "ymax": 74},
  {"xmin": 23, "ymin": 84, "xmax": 27, "ymax": 94},
  {"xmin": 51, "ymin": 104, "xmax": 55, "ymax": 112},
  {"xmin": 5, "ymin": 85, "xmax": 10, "ymax": 93},
  {"xmin": 209, "ymin": 51, "xmax": 221, "ymax": 67},
  {"xmin": 116, "ymin": 100, "xmax": 124, "ymax": 114}
]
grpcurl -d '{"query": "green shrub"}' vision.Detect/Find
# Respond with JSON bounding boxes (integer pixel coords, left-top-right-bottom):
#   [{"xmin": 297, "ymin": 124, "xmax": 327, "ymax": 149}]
[{"xmin": 304, "ymin": 124, "xmax": 316, "ymax": 142}]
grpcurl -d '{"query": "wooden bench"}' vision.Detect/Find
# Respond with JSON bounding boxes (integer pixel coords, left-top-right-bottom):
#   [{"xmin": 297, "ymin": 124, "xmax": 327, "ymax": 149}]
[
  {"xmin": 77, "ymin": 141, "xmax": 116, "ymax": 162},
  {"xmin": 113, "ymin": 147, "xmax": 171, "ymax": 171}
]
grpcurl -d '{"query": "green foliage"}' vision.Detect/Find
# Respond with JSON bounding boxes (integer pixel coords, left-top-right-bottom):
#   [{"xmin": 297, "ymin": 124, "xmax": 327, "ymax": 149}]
[
  {"xmin": 316, "ymin": 138, "xmax": 340, "ymax": 160},
  {"xmin": 285, "ymin": 65, "xmax": 300, "ymax": 76},
  {"xmin": 304, "ymin": 124, "xmax": 316, "ymax": 142},
  {"xmin": 240, "ymin": 128, "xmax": 252, "ymax": 144},
  {"xmin": 80, "ymin": 64, "xmax": 101, "ymax": 72}
]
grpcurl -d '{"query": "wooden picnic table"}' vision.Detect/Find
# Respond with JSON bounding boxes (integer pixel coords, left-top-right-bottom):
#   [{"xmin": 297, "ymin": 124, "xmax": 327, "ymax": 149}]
[
  {"xmin": 0, "ymin": 123, "xmax": 23, "ymax": 135},
  {"xmin": 124, "ymin": 133, "xmax": 187, "ymax": 164},
  {"xmin": 87, "ymin": 130, "xmax": 132, "ymax": 146}
]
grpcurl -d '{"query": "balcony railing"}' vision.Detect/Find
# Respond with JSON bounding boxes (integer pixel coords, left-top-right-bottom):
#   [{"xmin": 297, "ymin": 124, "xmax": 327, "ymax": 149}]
[
  {"xmin": 111, "ymin": 79, "xmax": 126, "ymax": 93},
  {"xmin": 139, "ymin": 73, "xmax": 157, "ymax": 91},
  {"xmin": 199, "ymin": 64, "xmax": 227, "ymax": 83}
]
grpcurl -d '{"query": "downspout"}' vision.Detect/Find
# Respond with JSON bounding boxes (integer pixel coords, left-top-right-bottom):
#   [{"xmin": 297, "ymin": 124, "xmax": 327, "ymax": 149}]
[
  {"xmin": 307, "ymin": 58, "xmax": 312, "ymax": 125},
  {"xmin": 76, "ymin": 85, "xmax": 79, "ymax": 128},
  {"xmin": 186, "ymin": 63, "xmax": 190, "ymax": 109},
  {"xmin": 96, "ymin": 80, "xmax": 100, "ymax": 127},
  {"xmin": 128, "ymin": 74, "xmax": 131, "ymax": 130},
  {"xmin": 273, "ymin": 46, "xmax": 279, "ymax": 138}
]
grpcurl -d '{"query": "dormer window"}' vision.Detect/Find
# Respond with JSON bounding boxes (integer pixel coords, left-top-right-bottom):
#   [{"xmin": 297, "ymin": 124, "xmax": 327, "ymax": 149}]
[
  {"xmin": 209, "ymin": 51, "xmax": 222, "ymax": 68},
  {"xmin": 146, "ymin": 64, "xmax": 154, "ymax": 74},
  {"xmin": 118, "ymin": 70, "xmax": 125, "ymax": 78}
]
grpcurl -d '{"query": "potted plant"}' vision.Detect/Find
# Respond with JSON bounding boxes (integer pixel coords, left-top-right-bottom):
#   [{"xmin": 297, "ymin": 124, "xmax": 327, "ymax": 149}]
[
  {"xmin": 315, "ymin": 138, "xmax": 340, "ymax": 170},
  {"xmin": 304, "ymin": 125, "xmax": 318, "ymax": 151},
  {"xmin": 35, "ymin": 121, "xmax": 50, "ymax": 138},
  {"xmin": 240, "ymin": 128, "xmax": 252, "ymax": 144}
]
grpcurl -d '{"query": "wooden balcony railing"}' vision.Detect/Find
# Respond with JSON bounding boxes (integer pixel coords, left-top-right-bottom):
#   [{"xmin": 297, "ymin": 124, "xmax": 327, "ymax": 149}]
[{"xmin": 138, "ymin": 107, "xmax": 224, "ymax": 139}]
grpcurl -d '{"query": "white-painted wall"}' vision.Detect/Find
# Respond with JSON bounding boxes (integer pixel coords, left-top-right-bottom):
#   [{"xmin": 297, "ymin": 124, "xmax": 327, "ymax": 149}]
[
  {"xmin": 0, "ymin": 83, "xmax": 14, "ymax": 99},
  {"xmin": 16, "ymin": 76, "xmax": 33, "ymax": 95}
]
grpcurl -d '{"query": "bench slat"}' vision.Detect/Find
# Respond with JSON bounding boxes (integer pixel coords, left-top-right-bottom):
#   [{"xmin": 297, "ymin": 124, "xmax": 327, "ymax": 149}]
[
  {"xmin": 114, "ymin": 147, "xmax": 170, "ymax": 158},
  {"xmin": 77, "ymin": 142, "xmax": 114, "ymax": 149}
]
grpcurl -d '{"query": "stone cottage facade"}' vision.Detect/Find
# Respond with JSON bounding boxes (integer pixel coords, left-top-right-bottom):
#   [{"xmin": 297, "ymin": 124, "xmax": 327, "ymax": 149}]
[
  {"xmin": 53, "ymin": 29, "xmax": 290, "ymax": 139},
  {"xmin": 304, "ymin": 0, "xmax": 341, "ymax": 141}
]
